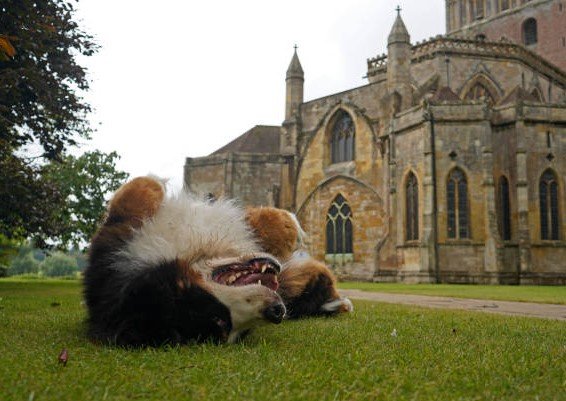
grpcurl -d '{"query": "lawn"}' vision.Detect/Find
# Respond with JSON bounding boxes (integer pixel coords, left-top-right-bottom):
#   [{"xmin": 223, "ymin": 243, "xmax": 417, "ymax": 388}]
[
  {"xmin": 0, "ymin": 280, "xmax": 565, "ymax": 401},
  {"xmin": 339, "ymin": 282, "xmax": 566, "ymax": 304}
]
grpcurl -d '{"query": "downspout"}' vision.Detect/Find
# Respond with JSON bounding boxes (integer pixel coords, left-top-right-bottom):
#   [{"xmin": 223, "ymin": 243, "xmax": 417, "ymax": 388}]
[{"xmin": 428, "ymin": 107, "xmax": 441, "ymax": 283}]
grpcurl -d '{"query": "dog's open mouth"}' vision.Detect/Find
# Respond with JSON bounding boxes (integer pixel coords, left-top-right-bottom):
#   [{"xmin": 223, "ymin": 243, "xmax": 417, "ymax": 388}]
[{"xmin": 211, "ymin": 257, "xmax": 280, "ymax": 291}]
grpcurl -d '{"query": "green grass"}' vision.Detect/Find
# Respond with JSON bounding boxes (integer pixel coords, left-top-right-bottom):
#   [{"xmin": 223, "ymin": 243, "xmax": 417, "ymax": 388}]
[
  {"xmin": 1, "ymin": 280, "xmax": 565, "ymax": 401},
  {"xmin": 339, "ymin": 282, "xmax": 566, "ymax": 305}
]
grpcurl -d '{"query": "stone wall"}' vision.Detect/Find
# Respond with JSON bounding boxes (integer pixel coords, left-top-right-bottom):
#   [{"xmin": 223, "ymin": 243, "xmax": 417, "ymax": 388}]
[
  {"xmin": 185, "ymin": 153, "xmax": 289, "ymax": 206},
  {"xmin": 447, "ymin": 0, "xmax": 566, "ymax": 72},
  {"xmin": 296, "ymin": 176, "xmax": 387, "ymax": 280}
]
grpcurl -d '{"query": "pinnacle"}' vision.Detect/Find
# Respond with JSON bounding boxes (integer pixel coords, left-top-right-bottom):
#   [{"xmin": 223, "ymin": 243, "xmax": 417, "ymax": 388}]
[
  {"xmin": 286, "ymin": 47, "xmax": 304, "ymax": 79},
  {"xmin": 388, "ymin": 10, "xmax": 410, "ymax": 45}
]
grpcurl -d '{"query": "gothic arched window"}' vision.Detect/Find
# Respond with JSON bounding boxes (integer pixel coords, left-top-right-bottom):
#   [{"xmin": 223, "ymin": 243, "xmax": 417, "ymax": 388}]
[
  {"xmin": 405, "ymin": 172, "xmax": 419, "ymax": 241},
  {"xmin": 326, "ymin": 194, "xmax": 353, "ymax": 256},
  {"xmin": 539, "ymin": 170, "xmax": 560, "ymax": 240},
  {"xmin": 447, "ymin": 168, "xmax": 470, "ymax": 239},
  {"xmin": 523, "ymin": 18, "xmax": 537, "ymax": 46},
  {"xmin": 330, "ymin": 110, "xmax": 355, "ymax": 164},
  {"xmin": 498, "ymin": 176, "xmax": 511, "ymax": 240}
]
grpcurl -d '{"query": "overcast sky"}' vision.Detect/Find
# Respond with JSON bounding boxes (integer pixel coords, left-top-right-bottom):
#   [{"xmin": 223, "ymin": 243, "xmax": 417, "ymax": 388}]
[{"xmin": 75, "ymin": 0, "xmax": 445, "ymax": 189}]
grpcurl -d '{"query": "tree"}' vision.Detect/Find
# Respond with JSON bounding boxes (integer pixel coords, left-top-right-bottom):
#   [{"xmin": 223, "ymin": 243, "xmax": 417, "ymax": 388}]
[
  {"xmin": 8, "ymin": 243, "xmax": 41, "ymax": 275},
  {"xmin": 42, "ymin": 150, "xmax": 128, "ymax": 248},
  {"xmin": 0, "ymin": 0, "xmax": 97, "ymax": 157},
  {"xmin": 41, "ymin": 251, "xmax": 79, "ymax": 277},
  {"xmin": 0, "ymin": 1, "xmax": 105, "ymax": 246}
]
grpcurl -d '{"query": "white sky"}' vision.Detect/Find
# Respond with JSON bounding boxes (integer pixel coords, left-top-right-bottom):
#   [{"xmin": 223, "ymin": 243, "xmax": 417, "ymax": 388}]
[{"xmin": 75, "ymin": 0, "xmax": 445, "ymax": 190}]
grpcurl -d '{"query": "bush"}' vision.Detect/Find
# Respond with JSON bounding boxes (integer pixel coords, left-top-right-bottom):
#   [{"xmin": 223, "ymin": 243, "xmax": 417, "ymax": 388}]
[
  {"xmin": 41, "ymin": 252, "xmax": 79, "ymax": 277},
  {"xmin": 10, "ymin": 251, "xmax": 40, "ymax": 275},
  {"xmin": 0, "ymin": 264, "xmax": 8, "ymax": 277}
]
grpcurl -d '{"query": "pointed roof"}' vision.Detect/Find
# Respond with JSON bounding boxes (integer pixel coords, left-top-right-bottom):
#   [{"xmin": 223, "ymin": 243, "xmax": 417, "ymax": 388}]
[
  {"xmin": 430, "ymin": 86, "xmax": 461, "ymax": 103},
  {"xmin": 286, "ymin": 47, "xmax": 304, "ymax": 80},
  {"xmin": 498, "ymin": 85, "xmax": 538, "ymax": 106},
  {"xmin": 210, "ymin": 125, "xmax": 281, "ymax": 156},
  {"xmin": 388, "ymin": 9, "xmax": 410, "ymax": 45}
]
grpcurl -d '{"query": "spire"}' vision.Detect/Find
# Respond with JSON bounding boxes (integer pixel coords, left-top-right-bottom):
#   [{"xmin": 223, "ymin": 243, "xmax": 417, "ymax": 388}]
[
  {"xmin": 388, "ymin": 7, "xmax": 410, "ymax": 45},
  {"xmin": 286, "ymin": 45, "xmax": 304, "ymax": 81}
]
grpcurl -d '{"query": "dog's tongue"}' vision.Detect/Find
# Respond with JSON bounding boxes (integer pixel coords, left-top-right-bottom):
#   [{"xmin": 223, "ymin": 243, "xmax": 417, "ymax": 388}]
[{"xmin": 235, "ymin": 273, "xmax": 279, "ymax": 291}]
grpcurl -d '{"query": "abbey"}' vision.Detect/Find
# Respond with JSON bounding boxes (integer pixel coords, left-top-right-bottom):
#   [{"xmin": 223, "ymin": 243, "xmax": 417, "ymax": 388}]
[{"xmin": 185, "ymin": 0, "xmax": 566, "ymax": 284}]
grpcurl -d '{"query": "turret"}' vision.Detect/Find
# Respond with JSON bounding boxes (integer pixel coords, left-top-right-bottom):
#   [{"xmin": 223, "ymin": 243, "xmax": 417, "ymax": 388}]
[
  {"xmin": 285, "ymin": 46, "xmax": 304, "ymax": 121},
  {"xmin": 387, "ymin": 8, "xmax": 413, "ymax": 109}
]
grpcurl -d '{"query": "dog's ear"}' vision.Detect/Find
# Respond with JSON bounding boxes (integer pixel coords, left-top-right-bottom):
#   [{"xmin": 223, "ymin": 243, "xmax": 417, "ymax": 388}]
[
  {"xmin": 245, "ymin": 207, "xmax": 299, "ymax": 262},
  {"xmin": 106, "ymin": 176, "xmax": 165, "ymax": 227},
  {"xmin": 277, "ymin": 257, "xmax": 353, "ymax": 319}
]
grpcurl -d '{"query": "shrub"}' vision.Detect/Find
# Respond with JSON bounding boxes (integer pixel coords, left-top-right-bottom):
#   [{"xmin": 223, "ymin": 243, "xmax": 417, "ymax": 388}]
[
  {"xmin": 10, "ymin": 251, "xmax": 40, "ymax": 275},
  {"xmin": 0, "ymin": 264, "xmax": 8, "ymax": 277},
  {"xmin": 41, "ymin": 252, "xmax": 79, "ymax": 277}
]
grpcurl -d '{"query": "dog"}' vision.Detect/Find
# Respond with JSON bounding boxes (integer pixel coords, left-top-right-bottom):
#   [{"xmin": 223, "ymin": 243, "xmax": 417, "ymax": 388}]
[{"xmin": 84, "ymin": 176, "xmax": 351, "ymax": 347}]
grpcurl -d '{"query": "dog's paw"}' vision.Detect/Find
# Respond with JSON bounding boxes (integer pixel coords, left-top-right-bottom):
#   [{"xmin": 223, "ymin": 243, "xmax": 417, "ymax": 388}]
[
  {"xmin": 107, "ymin": 176, "xmax": 165, "ymax": 226},
  {"xmin": 245, "ymin": 207, "xmax": 302, "ymax": 262}
]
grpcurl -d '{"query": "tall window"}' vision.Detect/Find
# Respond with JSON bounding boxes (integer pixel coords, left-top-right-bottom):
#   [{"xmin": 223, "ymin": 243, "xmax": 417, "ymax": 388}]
[
  {"xmin": 330, "ymin": 110, "xmax": 355, "ymax": 164},
  {"xmin": 498, "ymin": 176, "xmax": 512, "ymax": 240},
  {"xmin": 540, "ymin": 170, "xmax": 560, "ymax": 240},
  {"xmin": 523, "ymin": 18, "xmax": 537, "ymax": 45},
  {"xmin": 326, "ymin": 194, "xmax": 353, "ymax": 255},
  {"xmin": 406, "ymin": 172, "xmax": 419, "ymax": 241},
  {"xmin": 447, "ymin": 168, "xmax": 470, "ymax": 239},
  {"xmin": 471, "ymin": 0, "xmax": 485, "ymax": 19}
]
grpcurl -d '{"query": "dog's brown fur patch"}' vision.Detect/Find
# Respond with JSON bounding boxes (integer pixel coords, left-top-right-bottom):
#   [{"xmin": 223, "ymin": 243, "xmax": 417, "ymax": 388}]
[
  {"xmin": 245, "ymin": 207, "xmax": 298, "ymax": 261},
  {"xmin": 278, "ymin": 258, "xmax": 340, "ymax": 300},
  {"xmin": 107, "ymin": 176, "xmax": 165, "ymax": 228}
]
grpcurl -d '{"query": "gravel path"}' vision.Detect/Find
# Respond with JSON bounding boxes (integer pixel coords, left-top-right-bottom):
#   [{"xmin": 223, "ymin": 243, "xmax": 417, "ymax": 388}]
[{"xmin": 339, "ymin": 289, "xmax": 566, "ymax": 321}]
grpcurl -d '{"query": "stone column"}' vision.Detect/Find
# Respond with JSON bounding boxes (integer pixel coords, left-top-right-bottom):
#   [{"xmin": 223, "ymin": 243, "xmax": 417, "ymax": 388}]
[
  {"xmin": 515, "ymin": 118, "xmax": 532, "ymax": 277},
  {"xmin": 422, "ymin": 115, "xmax": 437, "ymax": 280}
]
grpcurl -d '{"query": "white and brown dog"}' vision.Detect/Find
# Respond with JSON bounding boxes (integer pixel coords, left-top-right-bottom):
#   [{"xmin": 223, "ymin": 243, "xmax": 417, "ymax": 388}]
[{"xmin": 84, "ymin": 176, "xmax": 351, "ymax": 347}]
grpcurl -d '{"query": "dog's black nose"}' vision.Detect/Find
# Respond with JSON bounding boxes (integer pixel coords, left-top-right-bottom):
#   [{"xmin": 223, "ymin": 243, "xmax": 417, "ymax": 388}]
[{"xmin": 263, "ymin": 302, "xmax": 286, "ymax": 324}]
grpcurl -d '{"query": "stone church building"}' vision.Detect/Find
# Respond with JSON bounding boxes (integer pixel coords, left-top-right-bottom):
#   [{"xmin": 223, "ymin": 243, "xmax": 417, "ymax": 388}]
[{"xmin": 185, "ymin": 0, "xmax": 566, "ymax": 284}]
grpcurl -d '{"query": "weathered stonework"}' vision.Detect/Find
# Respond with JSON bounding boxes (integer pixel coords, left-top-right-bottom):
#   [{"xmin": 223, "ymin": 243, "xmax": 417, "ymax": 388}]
[{"xmin": 184, "ymin": 5, "xmax": 566, "ymax": 284}]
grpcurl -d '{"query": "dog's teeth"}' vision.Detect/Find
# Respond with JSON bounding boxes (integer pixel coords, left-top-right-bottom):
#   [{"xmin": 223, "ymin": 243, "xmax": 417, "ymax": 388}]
[
  {"xmin": 261, "ymin": 265, "xmax": 267, "ymax": 273},
  {"xmin": 228, "ymin": 275, "xmax": 236, "ymax": 284},
  {"xmin": 258, "ymin": 280, "xmax": 262, "ymax": 285}
]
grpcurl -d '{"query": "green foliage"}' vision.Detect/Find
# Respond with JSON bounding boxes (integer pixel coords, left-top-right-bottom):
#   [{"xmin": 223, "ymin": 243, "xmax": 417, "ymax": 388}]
[
  {"xmin": 0, "ymin": 0, "xmax": 98, "ymax": 156},
  {"xmin": 42, "ymin": 150, "xmax": 129, "ymax": 248},
  {"xmin": 0, "ymin": 281, "xmax": 565, "ymax": 401},
  {"xmin": 40, "ymin": 251, "xmax": 78, "ymax": 277},
  {"xmin": 0, "ymin": 264, "xmax": 8, "ymax": 277},
  {"xmin": 9, "ymin": 247, "xmax": 40, "ymax": 275},
  {"xmin": 0, "ymin": 234, "xmax": 19, "ymax": 266},
  {"xmin": 0, "ymin": 152, "xmax": 66, "ymax": 247},
  {"xmin": 0, "ymin": 1, "xmax": 119, "ymax": 248}
]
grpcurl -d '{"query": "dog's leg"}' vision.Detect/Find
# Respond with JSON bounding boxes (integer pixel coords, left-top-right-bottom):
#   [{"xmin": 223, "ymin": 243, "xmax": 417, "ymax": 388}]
[
  {"xmin": 278, "ymin": 257, "xmax": 353, "ymax": 319},
  {"xmin": 245, "ymin": 207, "xmax": 301, "ymax": 262},
  {"xmin": 106, "ymin": 176, "xmax": 165, "ymax": 228}
]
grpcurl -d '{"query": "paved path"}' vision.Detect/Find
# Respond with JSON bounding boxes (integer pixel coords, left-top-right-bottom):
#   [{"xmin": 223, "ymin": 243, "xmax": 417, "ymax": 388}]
[{"xmin": 339, "ymin": 289, "xmax": 566, "ymax": 321}]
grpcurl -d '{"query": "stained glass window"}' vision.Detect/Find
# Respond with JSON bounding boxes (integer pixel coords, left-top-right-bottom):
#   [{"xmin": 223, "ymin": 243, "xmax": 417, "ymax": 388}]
[
  {"xmin": 406, "ymin": 172, "xmax": 419, "ymax": 241},
  {"xmin": 523, "ymin": 18, "xmax": 537, "ymax": 45},
  {"xmin": 498, "ymin": 176, "xmax": 511, "ymax": 240},
  {"xmin": 326, "ymin": 194, "xmax": 353, "ymax": 255},
  {"xmin": 540, "ymin": 170, "xmax": 560, "ymax": 240},
  {"xmin": 447, "ymin": 168, "xmax": 470, "ymax": 239},
  {"xmin": 330, "ymin": 111, "xmax": 355, "ymax": 164}
]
